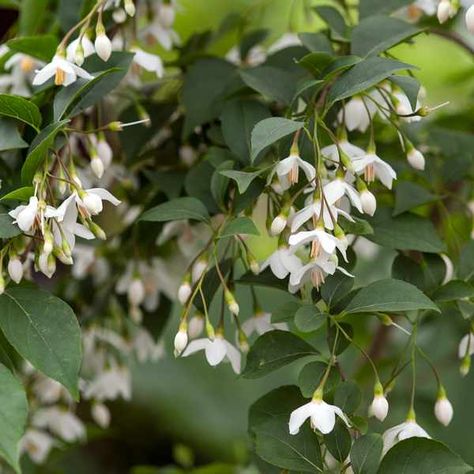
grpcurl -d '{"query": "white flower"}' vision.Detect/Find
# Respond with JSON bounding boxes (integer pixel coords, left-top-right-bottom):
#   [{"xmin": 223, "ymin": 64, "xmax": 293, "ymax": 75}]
[
  {"xmin": 124, "ymin": 0, "xmax": 136, "ymax": 16},
  {"xmin": 92, "ymin": 402, "xmax": 111, "ymax": 428},
  {"xmin": 369, "ymin": 394, "xmax": 389, "ymax": 422},
  {"xmin": 174, "ymin": 327, "xmax": 188, "ymax": 356},
  {"xmin": 437, "ymin": 0, "xmax": 454, "ymax": 22},
  {"xmin": 181, "ymin": 335, "xmax": 241, "ymax": 374},
  {"xmin": 338, "ymin": 96, "xmax": 376, "ymax": 132},
  {"xmin": 360, "ymin": 189, "xmax": 377, "ymax": 216},
  {"xmin": 9, "ymin": 196, "xmax": 38, "ymax": 232},
  {"xmin": 260, "ymin": 246, "xmax": 302, "ymax": 279},
  {"xmin": 8, "ymin": 256, "xmax": 23, "ymax": 283},
  {"xmin": 157, "ymin": 1, "xmax": 176, "ymax": 28},
  {"xmin": 128, "ymin": 277, "xmax": 146, "ymax": 306},
  {"xmin": 89, "ymin": 134, "xmax": 113, "ymax": 168},
  {"xmin": 95, "ymin": 31, "xmax": 112, "ymax": 62},
  {"xmin": 91, "ymin": 155, "xmax": 104, "ymax": 178},
  {"xmin": 132, "ymin": 47, "xmax": 164, "ymax": 78},
  {"xmin": 178, "ymin": 281, "xmax": 192, "ymax": 304},
  {"xmin": 289, "ymin": 227, "xmax": 340, "ymax": 256},
  {"xmin": 467, "ymin": 5, "xmax": 474, "ymax": 33},
  {"xmin": 275, "ymin": 153, "xmax": 316, "ymax": 190},
  {"xmin": 66, "ymin": 35, "xmax": 95, "ymax": 64},
  {"xmin": 382, "ymin": 419, "xmax": 430, "ymax": 454},
  {"xmin": 288, "ymin": 255, "xmax": 338, "ymax": 292},
  {"xmin": 268, "ymin": 33, "xmax": 301, "ymax": 53},
  {"xmin": 242, "ymin": 311, "xmax": 288, "ymax": 336},
  {"xmin": 289, "ymin": 398, "xmax": 350, "ymax": 435},
  {"xmin": 33, "ymin": 54, "xmax": 93, "ymax": 87},
  {"xmin": 414, "ymin": 0, "xmax": 438, "ymax": 15},
  {"xmin": 407, "ymin": 148, "xmax": 425, "ymax": 170},
  {"xmin": 188, "ymin": 315, "xmax": 205, "ymax": 339},
  {"xmin": 321, "ymin": 140, "xmax": 365, "ymax": 163},
  {"xmin": 270, "ymin": 214, "xmax": 288, "ymax": 236},
  {"xmin": 191, "ymin": 257, "xmax": 207, "ymax": 283},
  {"xmin": 83, "ymin": 364, "xmax": 131, "ymax": 401},
  {"xmin": 393, "ymin": 91, "xmax": 421, "ymax": 122},
  {"xmin": 78, "ymin": 187, "xmax": 121, "ymax": 215},
  {"xmin": 434, "ymin": 395, "xmax": 453, "ymax": 426},
  {"xmin": 33, "ymin": 376, "xmax": 66, "ymax": 404},
  {"xmin": 352, "ymin": 153, "xmax": 397, "ymax": 189},
  {"xmin": 440, "ymin": 253, "xmax": 454, "ymax": 284},
  {"xmin": 133, "ymin": 328, "xmax": 163, "ymax": 363},
  {"xmin": 33, "ymin": 407, "xmax": 85, "ymax": 442},
  {"xmin": 20, "ymin": 429, "xmax": 56, "ymax": 464},
  {"xmin": 458, "ymin": 332, "xmax": 474, "ymax": 358},
  {"xmin": 324, "ymin": 178, "xmax": 363, "ymax": 213}
]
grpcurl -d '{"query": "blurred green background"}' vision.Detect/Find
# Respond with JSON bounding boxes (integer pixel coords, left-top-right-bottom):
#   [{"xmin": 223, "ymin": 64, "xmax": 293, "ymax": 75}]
[{"xmin": 27, "ymin": 1, "xmax": 474, "ymax": 472}]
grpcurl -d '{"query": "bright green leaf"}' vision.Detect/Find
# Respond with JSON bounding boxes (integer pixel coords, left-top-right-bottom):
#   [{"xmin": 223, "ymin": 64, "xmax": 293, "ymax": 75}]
[
  {"xmin": 219, "ymin": 168, "xmax": 267, "ymax": 194},
  {"xmin": 0, "ymin": 186, "xmax": 34, "ymax": 201}
]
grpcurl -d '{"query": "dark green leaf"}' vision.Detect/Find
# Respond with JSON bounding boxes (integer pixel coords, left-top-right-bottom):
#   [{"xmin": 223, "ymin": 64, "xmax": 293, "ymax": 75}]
[
  {"xmin": 379, "ymin": 438, "xmax": 472, "ymax": 474},
  {"xmin": 298, "ymin": 361, "xmax": 340, "ymax": 398},
  {"xmin": 239, "ymin": 29, "xmax": 269, "ymax": 60},
  {"xmin": 272, "ymin": 301, "xmax": 302, "ymax": 323},
  {"xmin": 219, "ymin": 168, "xmax": 267, "ymax": 194},
  {"xmin": 321, "ymin": 272, "xmax": 354, "ymax": 308},
  {"xmin": 0, "ymin": 94, "xmax": 41, "ymax": 130},
  {"xmin": 390, "ymin": 75, "xmax": 421, "ymax": 110},
  {"xmin": 393, "ymin": 182, "xmax": 437, "ymax": 216},
  {"xmin": 295, "ymin": 305, "xmax": 327, "ymax": 332},
  {"xmin": 327, "ymin": 57, "xmax": 415, "ymax": 105},
  {"xmin": 0, "ymin": 118, "xmax": 29, "ymax": 152},
  {"xmin": 219, "ymin": 216, "xmax": 260, "ymax": 239},
  {"xmin": 139, "ymin": 197, "xmax": 210, "ymax": 223},
  {"xmin": 238, "ymin": 268, "xmax": 288, "ymax": 291},
  {"xmin": 0, "ymin": 186, "xmax": 34, "ymax": 201},
  {"xmin": 359, "ymin": 0, "xmax": 412, "ymax": 19},
  {"xmin": 0, "ymin": 287, "xmax": 81, "ymax": 398},
  {"xmin": 351, "ymin": 433, "xmax": 383, "ymax": 474},
  {"xmin": 58, "ymin": 0, "xmax": 86, "ymax": 31},
  {"xmin": 433, "ymin": 280, "xmax": 474, "ymax": 302},
  {"xmin": 298, "ymin": 32, "xmax": 332, "ymax": 53},
  {"xmin": 243, "ymin": 330, "xmax": 319, "ymax": 378},
  {"xmin": 0, "ymin": 212, "xmax": 21, "ymax": 239},
  {"xmin": 334, "ymin": 381, "xmax": 361, "ymax": 413},
  {"xmin": 0, "ymin": 364, "xmax": 28, "ymax": 473},
  {"xmin": 250, "ymin": 117, "xmax": 304, "ymax": 162},
  {"xmin": 314, "ymin": 6, "xmax": 347, "ymax": 38},
  {"xmin": 18, "ymin": 0, "xmax": 48, "ymax": 35},
  {"xmin": 327, "ymin": 323, "xmax": 353, "ymax": 355},
  {"xmin": 7, "ymin": 34, "xmax": 58, "ymax": 62},
  {"xmin": 351, "ymin": 16, "xmax": 420, "ymax": 57},
  {"xmin": 344, "ymin": 279, "xmax": 439, "ymax": 314},
  {"xmin": 459, "ymin": 241, "xmax": 474, "ymax": 281},
  {"xmin": 323, "ymin": 421, "xmax": 352, "ymax": 462},
  {"xmin": 339, "ymin": 215, "xmax": 373, "ymax": 235},
  {"xmin": 298, "ymin": 52, "xmax": 334, "ymax": 76},
  {"xmin": 21, "ymin": 119, "xmax": 69, "ymax": 184}
]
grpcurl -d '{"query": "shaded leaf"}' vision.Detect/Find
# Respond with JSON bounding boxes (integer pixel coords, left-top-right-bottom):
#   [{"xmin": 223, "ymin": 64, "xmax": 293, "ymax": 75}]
[
  {"xmin": 7, "ymin": 34, "xmax": 57, "ymax": 62},
  {"xmin": 219, "ymin": 216, "xmax": 260, "ymax": 239},
  {"xmin": 139, "ymin": 197, "xmax": 210, "ymax": 223},
  {"xmin": 0, "ymin": 94, "xmax": 41, "ymax": 130},
  {"xmin": 351, "ymin": 433, "xmax": 383, "ymax": 474}
]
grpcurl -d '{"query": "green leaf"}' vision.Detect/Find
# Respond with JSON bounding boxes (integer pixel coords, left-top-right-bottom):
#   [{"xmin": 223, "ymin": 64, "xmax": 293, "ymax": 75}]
[
  {"xmin": 0, "ymin": 186, "xmax": 34, "ymax": 201},
  {"xmin": 433, "ymin": 280, "xmax": 474, "ymax": 302},
  {"xmin": 298, "ymin": 32, "xmax": 332, "ymax": 53},
  {"xmin": 314, "ymin": 6, "xmax": 347, "ymax": 38},
  {"xmin": 339, "ymin": 215, "xmax": 373, "ymax": 235},
  {"xmin": 344, "ymin": 279, "xmax": 440, "ymax": 314},
  {"xmin": 272, "ymin": 301, "xmax": 302, "ymax": 323},
  {"xmin": 327, "ymin": 57, "xmax": 415, "ymax": 105},
  {"xmin": 21, "ymin": 119, "xmax": 69, "ymax": 184},
  {"xmin": 0, "ymin": 94, "xmax": 41, "ymax": 131},
  {"xmin": 219, "ymin": 216, "xmax": 260, "ymax": 239},
  {"xmin": 390, "ymin": 75, "xmax": 421, "ymax": 110},
  {"xmin": 220, "ymin": 99, "xmax": 271, "ymax": 162},
  {"xmin": 0, "ymin": 364, "xmax": 28, "ymax": 473},
  {"xmin": 250, "ymin": 117, "xmax": 304, "ymax": 163},
  {"xmin": 350, "ymin": 433, "xmax": 383, "ymax": 474},
  {"xmin": 393, "ymin": 182, "xmax": 437, "ymax": 216},
  {"xmin": 139, "ymin": 197, "xmax": 210, "ymax": 223},
  {"xmin": 459, "ymin": 241, "xmax": 474, "ymax": 281},
  {"xmin": 0, "ymin": 118, "xmax": 29, "ymax": 152},
  {"xmin": 239, "ymin": 29, "xmax": 269, "ymax": 60},
  {"xmin": 254, "ymin": 416, "xmax": 323, "ymax": 472},
  {"xmin": 219, "ymin": 168, "xmax": 267, "ymax": 194},
  {"xmin": 379, "ymin": 438, "xmax": 472, "ymax": 474},
  {"xmin": 243, "ymin": 330, "xmax": 319, "ymax": 378},
  {"xmin": 295, "ymin": 305, "xmax": 327, "ymax": 332},
  {"xmin": 58, "ymin": 0, "xmax": 86, "ymax": 31},
  {"xmin": 0, "ymin": 287, "xmax": 81, "ymax": 398},
  {"xmin": 0, "ymin": 211, "xmax": 21, "ymax": 238},
  {"xmin": 368, "ymin": 209, "xmax": 446, "ymax": 253},
  {"xmin": 323, "ymin": 421, "xmax": 352, "ymax": 462},
  {"xmin": 240, "ymin": 66, "xmax": 296, "ymax": 105},
  {"xmin": 359, "ymin": 0, "xmax": 412, "ymax": 19},
  {"xmin": 351, "ymin": 16, "xmax": 421, "ymax": 57},
  {"xmin": 298, "ymin": 361, "xmax": 340, "ymax": 398},
  {"xmin": 298, "ymin": 52, "xmax": 334, "ymax": 76},
  {"xmin": 327, "ymin": 322, "xmax": 353, "ymax": 355},
  {"xmin": 321, "ymin": 272, "xmax": 354, "ymax": 308},
  {"xmin": 7, "ymin": 34, "xmax": 58, "ymax": 62},
  {"xmin": 18, "ymin": 0, "xmax": 48, "ymax": 35},
  {"xmin": 334, "ymin": 380, "xmax": 361, "ymax": 413}
]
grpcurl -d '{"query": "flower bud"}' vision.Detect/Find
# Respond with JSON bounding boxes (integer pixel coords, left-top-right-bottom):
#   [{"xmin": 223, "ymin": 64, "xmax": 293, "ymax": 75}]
[
  {"xmin": 369, "ymin": 382, "xmax": 389, "ymax": 422},
  {"xmin": 238, "ymin": 329, "xmax": 249, "ymax": 353},
  {"xmin": 188, "ymin": 314, "xmax": 204, "ymax": 339},
  {"xmin": 112, "ymin": 8, "xmax": 127, "ymax": 23},
  {"xmin": 95, "ymin": 25, "xmax": 112, "ymax": 62},
  {"xmin": 128, "ymin": 277, "xmax": 145, "ymax": 307},
  {"xmin": 466, "ymin": 5, "xmax": 474, "ymax": 34},
  {"xmin": 225, "ymin": 289, "xmax": 239, "ymax": 316},
  {"xmin": 437, "ymin": 0, "xmax": 452, "ymax": 23},
  {"xmin": 191, "ymin": 257, "xmax": 207, "ymax": 283},
  {"xmin": 43, "ymin": 229, "xmax": 54, "ymax": 256},
  {"xmin": 8, "ymin": 257, "xmax": 23, "ymax": 284},
  {"xmin": 270, "ymin": 214, "xmax": 287, "ymax": 236},
  {"xmin": 460, "ymin": 355, "xmax": 471, "ymax": 377},
  {"xmin": 407, "ymin": 148, "xmax": 425, "ymax": 170},
  {"xmin": 91, "ymin": 155, "xmax": 104, "ymax": 179},
  {"xmin": 174, "ymin": 322, "xmax": 188, "ymax": 356},
  {"xmin": 248, "ymin": 254, "xmax": 260, "ymax": 275},
  {"xmin": 88, "ymin": 221, "xmax": 107, "ymax": 240},
  {"xmin": 92, "ymin": 402, "xmax": 111, "ymax": 428},
  {"xmin": 0, "ymin": 273, "xmax": 4, "ymax": 295},
  {"xmin": 434, "ymin": 388, "xmax": 453, "ymax": 426},
  {"xmin": 124, "ymin": 0, "xmax": 136, "ymax": 17},
  {"xmin": 360, "ymin": 189, "xmax": 377, "ymax": 216},
  {"xmin": 178, "ymin": 279, "xmax": 192, "ymax": 305}
]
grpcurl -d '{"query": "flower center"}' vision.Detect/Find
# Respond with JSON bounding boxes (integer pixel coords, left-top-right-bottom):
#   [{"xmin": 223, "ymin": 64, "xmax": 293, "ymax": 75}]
[
  {"xmin": 55, "ymin": 67, "xmax": 66, "ymax": 86},
  {"xmin": 364, "ymin": 164, "xmax": 375, "ymax": 183},
  {"xmin": 289, "ymin": 163, "xmax": 299, "ymax": 185},
  {"xmin": 20, "ymin": 56, "xmax": 34, "ymax": 73},
  {"xmin": 310, "ymin": 267, "xmax": 325, "ymax": 289},
  {"xmin": 310, "ymin": 239, "xmax": 321, "ymax": 258}
]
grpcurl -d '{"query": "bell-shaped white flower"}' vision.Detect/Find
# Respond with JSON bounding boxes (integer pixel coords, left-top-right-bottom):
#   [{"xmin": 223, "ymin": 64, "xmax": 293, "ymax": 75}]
[
  {"xmin": 407, "ymin": 147, "xmax": 425, "ymax": 170},
  {"xmin": 133, "ymin": 328, "xmax": 164, "ymax": 363},
  {"xmin": 288, "ymin": 255, "xmax": 338, "ymax": 292},
  {"xmin": 91, "ymin": 155, "xmax": 105, "ymax": 178},
  {"xmin": 369, "ymin": 383, "xmax": 389, "ymax": 422},
  {"xmin": 260, "ymin": 246, "xmax": 302, "ymax": 279},
  {"xmin": 20, "ymin": 429, "xmax": 56, "ymax": 464},
  {"xmin": 270, "ymin": 213, "xmax": 288, "ymax": 236},
  {"xmin": 33, "ymin": 54, "xmax": 93, "ymax": 87},
  {"xmin": 434, "ymin": 389, "xmax": 453, "ymax": 426},
  {"xmin": 338, "ymin": 96, "xmax": 376, "ymax": 132},
  {"xmin": 467, "ymin": 5, "xmax": 474, "ymax": 33},
  {"xmin": 132, "ymin": 47, "xmax": 164, "ymax": 78},
  {"xmin": 33, "ymin": 407, "xmax": 85, "ymax": 443},
  {"xmin": 89, "ymin": 134, "xmax": 113, "ymax": 168},
  {"xmin": 178, "ymin": 280, "xmax": 192, "ymax": 304},
  {"xmin": 289, "ymin": 227, "xmax": 339, "ymax": 256},
  {"xmin": 324, "ymin": 177, "xmax": 363, "ymax": 213},
  {"xmin": 321, "ymin": 140, "xmax": 365, "ymax": 163},
  {"xmin": 191, "ymin": 256, "xmax": 208, "ymax": 283},
  {"xmin": 437, "ymin": 0, "xmax": 454, "ymax": 23},
  {"xmin": 188, "ymin": 315, "xmax": 205, "ymax": 339},
  {"xmin": 66, "ymin": 35, "xmax": 95, "ymax": 65},
  {"xmin": 458, "ymin": 332, "xmax": 474, "ymax": 358},
  {"xmin": 174, "ymin": 325, "xmax": 188, "ymax": 356},
  {"xmin": 181, "ymin": 334, "xmax": 241, "ymax": 374},
  {"xmin": 95, "ymin": 26, "xmax": 112, "ymax": 62},
  {"xmin": 9, "ymin": 196, "xmax": 39, "ymax": 232},
  {"xmin": 78, "ymin": 187, "xmax": 121, "ymax": 216},
  {"xmin": 274, "ymin": 153, "xmax": 316, "ymax": 190},
  {"xmin": 360, "ymin": 189, "xmax": 377, "ymax": 216},
  {"xmin": 242, "ymin": 310, "xmax": 288, "ymax": 336},
  {"xmin": 382, "ymin": 416, "xmax": 430, "ymax": 454},
  {"xmin": 8, "ymin": 256, "xmax": 23, "ymax": 283},
  {"xmin": 289, "ymin": 397, "xmax": 350, "ymax": 435},
  {"xmin": 393, "ymin": 91, "xmax": 421, "ymax": 122},
  {"xmin": 128, "ymin": 277, "xmax": 146, "ymax": 307},
  {"xmin": 92, "ymin": 402, "xmax": 111, "ymax": 428},
  {"xmin": 352, "ymin": 153, "xmax": 397, "ymax": 189}
]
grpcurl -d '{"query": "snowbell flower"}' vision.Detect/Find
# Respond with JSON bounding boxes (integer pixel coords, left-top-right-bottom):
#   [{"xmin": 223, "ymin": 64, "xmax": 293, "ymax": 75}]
[
  {"xmin": 437, "ymin": 0, "xmax": 455, "ymax": 23},
  {"xmin": 66, "ymin": 35, "xmax": 95, "ymax": 65},
  {"xmin": 33, "ymin": 53, "xmax": 93, "ymax": 87},
  {"xmin": 338, "ymin": 96, "xmax": 377, "ymax": 132},
  {"xmin": 369, "ymin": 382, "xmax": 389, "ymax": 422},
  {"xmin": 406, "ymin": 147, "xmax": 425, "ymax": 170},
  {"xmin": 33, "ymin": 407, "xmax": 86, "ymax": 442},
  {"xmin": 360, "ymin": 189, "xmax": 377, "ymax": 216},
  {"xmin": 289, "ymin": 227, "xmax": 340, "ymax": 257},
  {"xmin": 289, "ymin": 255, "xmax": 338, "ymax": 292},
  {"xmin": 8, "ymin": 256, "xmax": 23, "ymax": 283},
  {"xmin": 128, "ymin": 277, "xmax": 146, "ymax": 307},
  {"xmin": 124, "ymin": 0, "xmax": 136, "ymax": 16},
  {"xmin": 260, "ymin": 246, "xmax": 302, "ymax": 279},
  {"xmin": 92, "ymin": 402, "xmax": 111, "ymax": 429},
  {"xmin": 382, "ymin": 416, "xmax": 430, "ymax": 454},
  {"xmin": 188, "ymin": 314, "xmax": 205, "ymax": 339},
  {"xmin": 393, "ymin": 91, "xmax": 421, "ymax": 122},
  {"xmin": 323, "ymin": 178, "xmax": 363, "ymax": 213},
  {"xmin": 77, "ymin": 187, "xmax": 121, "ymax": 216},
  {"xmin": 289, "ymin": 396, "xmax": 350, "ymax": 435},
  {"xmin": 181, "ymin": 334, "xmax": 241, "ymax": 374},
  {"xmin": 321, "ymin": 140, "xmax": 365, "ymax": 163},
  {"xmin": 177, "ymin": 277, "xmax": 192, "ymax": 305},
  {"xmin": 242, "ymin": 310, "xmax": 288, "ymax": 336},
  {"xmin": 274, "ymin": 153, "xmax": 316, "ymax": 190},
  {"xmin": 9, "ymin": 196, "xmax": 39, "ymax": 232},
  {"xmin": 174, "ymin": 322, "xmax": 188, "ymax": 356},
  {"xmin": 20, "ymin": 429, "xmax": 56, "ymax": 464},
  {"xmin": 270, "ymin": 213, "xmax": 288, "ymax": 236},
  {"xmin": 458, "ymin": 332, "xmax": 474, "ymax": 359},
  {"xmin": 467, "ymin": 5, "xmax": 474, "ymax": 33},
  {"xmin": 133, "ymin": 328, "xmax": 163, "ymax": 363},
  {"xmin": 95, "ymin": 24, "xmax": 112, "ymax": 62},
  {"xmin": 434, "ymin": 387, "xmax": 453, "ymax": 426},
  {"xmin": 131, "ymin": 47, "xmax": 164, "ymax": 78},
  {"xmin": 352, "ymin": 152, "xmax": 397, "ymax": 189}
]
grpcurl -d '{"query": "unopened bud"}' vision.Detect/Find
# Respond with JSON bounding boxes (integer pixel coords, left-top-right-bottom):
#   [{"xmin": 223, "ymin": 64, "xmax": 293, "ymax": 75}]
[
  {"xmin": 407, "ymin": 147, "xmax": 425, "ymax": 171},
  {"xmin": 95, "ymin": 24, "xmax": 112, "ymax": 62},
  {"xmin": 74, "ymin": 43, "xmax": 85, "ymax": 66},
  {"xmin": 360, "ymin": 189, "xmax": 377, "ymax": 216},
  {"xmin": 270, "ymin": 214, "xmax": 287, "ymax": 236},
  {"xmin": 8, "ymin": 257, "xmax": 23, "ymax": 284},
  {"xmin": 460, "ymin": 355, "xmax": 471, "ymax": 377},
  {"xmin": 238, "ymin": 329, "xmax": 249, "ymax": 352},
  {"xmin": 225, "ymin": 289, "xmax": 239, "ymax": 316},
  {"xmin": 437, "ymin": 0, "xmax": 453, "ymax": 23},
  {"xmin": 466, "ymin": 5, "xmax": 474, "ymax": 34},
  {"xmin": 369, "ymin": 382, "xmax": 389, "ymax": 421},
  {"xmin": 0, "ymin": 274, "xmax": 4, "ymax": 295},
  {"xmin": 91, "ymin": 155, "xmax": 104, "ymax": 179},
  {"xmin": 92, "ymin": 402, "xmax": 111, "ymax": 429},
  {"xmin": 178, "ymin": 279, "xmax": 192, "ymax": 305},
  {"xmin": 188, "ymin": 314, "xmax": 204, "ymax": 339},
  {"xmin": 191, "ymin": 257, "xmax": 207, "ymax": 283},
  {"xmin": 434, "ymin": 387, "xmax": 453, "ymax": 426},
  {"xmin": 174, "ymin": 321, "xmax": 188, "ymax": 356},
  {"xmin": 124, "ymin": 0, "xmax": 136, "ymax": 16},
  {"xmin": 88, "ymin": 221, "xmax": 107, "ymax": 240}
]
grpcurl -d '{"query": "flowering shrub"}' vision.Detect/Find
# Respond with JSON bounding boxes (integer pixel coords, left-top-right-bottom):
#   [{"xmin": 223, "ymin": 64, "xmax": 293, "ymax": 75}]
[{"xmin": 0, "ymin": 0, "xmax": 473, "ymax": 472}]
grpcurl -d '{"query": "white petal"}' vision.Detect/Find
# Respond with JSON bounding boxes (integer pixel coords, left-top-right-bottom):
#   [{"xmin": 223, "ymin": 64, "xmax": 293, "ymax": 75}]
[
  {"xmin": 291, "ymin": 205, "xmax": 316, "ymax": 232},
  {"xmin": 87, "ymin": 188, "xmax": 121, "ymax": 206},
  {"xmin": 296, "ymin": 157, "xmax": 316, "ymax": 183},
  {"xmin": 224, "ymin": 341, "xmax": 241, "ymax": 374},
  {"xmin": 289, "ymin": 402, "xmax": 314, "ymax": 435},
  {"xmin": 32, "ymin": 63, "xmax": 56, "ymax": 85},
  {"xmin": 205, "ymin": 338, "xmax": 227, "ymax": 366},
  {"xmin": 181, "ymin": 338, "xmax": 208, "ymax": 357},
  {"xmin": 311, "ymin": 401, "xmax": 336, "ymax": 434}
]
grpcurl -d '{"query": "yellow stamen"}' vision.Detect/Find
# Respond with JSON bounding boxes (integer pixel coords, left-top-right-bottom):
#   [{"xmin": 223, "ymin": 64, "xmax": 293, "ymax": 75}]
[
  {"xmin": 20, "ymin": 56, "xmax": 34, "ymax": 73},
  {"xmin": 55, "ymin": 68, "xmax": 65, "ymax": 86}
]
